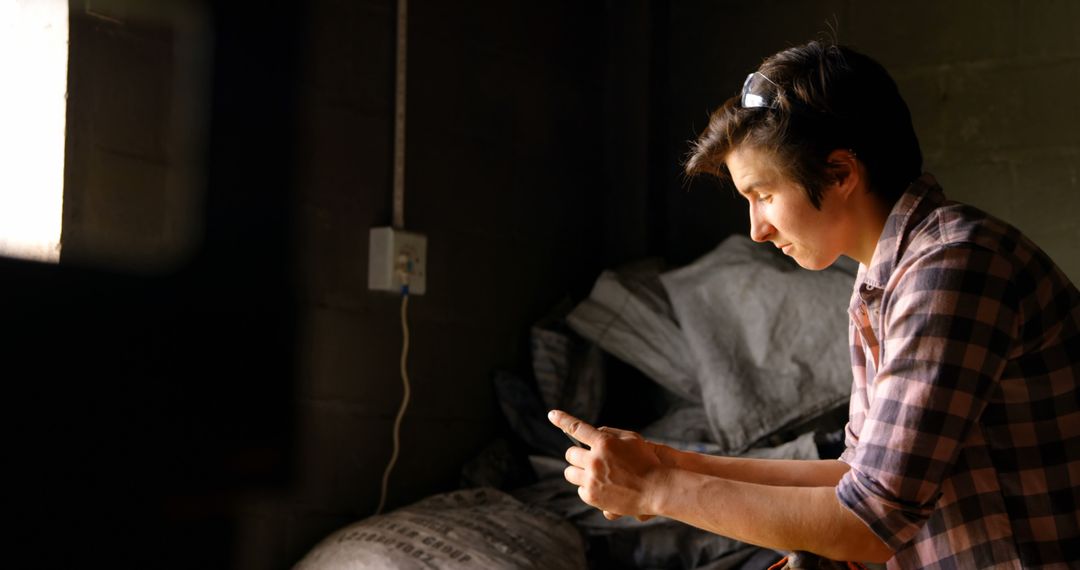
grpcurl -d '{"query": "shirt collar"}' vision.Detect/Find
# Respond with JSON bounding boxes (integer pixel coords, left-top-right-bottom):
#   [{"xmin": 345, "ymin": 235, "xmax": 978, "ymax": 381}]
[{"xmin": 860, "ymin": 173, "xmax": 945, "ymax": 289}]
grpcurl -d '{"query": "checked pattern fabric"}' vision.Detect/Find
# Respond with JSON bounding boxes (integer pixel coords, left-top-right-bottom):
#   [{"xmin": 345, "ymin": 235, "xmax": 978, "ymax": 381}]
[{"xmin": 836, "ymin": 174, "xmax": 1079, "ymax": 569}]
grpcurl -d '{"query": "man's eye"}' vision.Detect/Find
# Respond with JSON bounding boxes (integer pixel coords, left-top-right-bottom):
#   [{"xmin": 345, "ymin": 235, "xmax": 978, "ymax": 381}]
[{"xmin": 757, "ymin": 194, "xmax": 771, "ymax": 203}]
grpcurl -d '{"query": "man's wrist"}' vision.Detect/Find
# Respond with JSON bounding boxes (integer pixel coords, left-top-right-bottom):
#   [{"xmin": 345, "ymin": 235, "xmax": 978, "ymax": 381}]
[
  {"xmin": 654, "ymin": 442, "xmax": 683, "ymax": 469},
  {"xmin": 645, "ymin": 463, "xmax": 677, "ymax": 516}
]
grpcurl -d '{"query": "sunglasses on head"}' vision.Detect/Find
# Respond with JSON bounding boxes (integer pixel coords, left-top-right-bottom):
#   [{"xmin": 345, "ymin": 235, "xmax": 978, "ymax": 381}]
[{"xmin": 741, "ymin": 72, "xmax": 780, "ymax": 109}]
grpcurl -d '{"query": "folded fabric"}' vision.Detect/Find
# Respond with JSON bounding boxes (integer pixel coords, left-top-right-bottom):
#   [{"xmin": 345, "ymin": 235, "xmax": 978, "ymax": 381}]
[
  {"xmin": 569, "ymin": 235, "xmax": 856, "ymax": 454},
  {"xmin": 530, "ymin": 318, "xmax": 605, "ymax": 425},
  {"xmin": 660, "ymin": 235, "xmax": 855, "ymax": 453},
  {"xmin": 567, "ymin": 267, "xmax": 700, "ymax": 403}
]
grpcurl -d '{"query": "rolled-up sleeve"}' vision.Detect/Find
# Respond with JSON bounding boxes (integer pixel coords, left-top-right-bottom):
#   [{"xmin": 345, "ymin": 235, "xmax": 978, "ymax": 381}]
[{"xmin": 835, "ymin": 244, "xmax": 1018, "ymax": 550}]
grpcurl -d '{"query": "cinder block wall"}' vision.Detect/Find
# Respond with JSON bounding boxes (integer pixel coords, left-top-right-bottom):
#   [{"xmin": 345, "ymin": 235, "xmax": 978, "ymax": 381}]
[
  {"xmin": 668, "ymin": 0, "xmax": 1079, "ymax": 281},
  {"xmin": 234, "ymin": 1, "xmax": 613, "ymax": 567},
  {"xmin": 236, "ymin": 1, "xmax": 1078, "ymax": 567}
]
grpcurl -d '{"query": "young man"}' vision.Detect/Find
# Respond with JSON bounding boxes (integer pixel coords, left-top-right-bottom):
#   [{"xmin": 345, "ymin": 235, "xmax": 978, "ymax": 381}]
[{"xmin": 549, "ymin": 42, "xmax": 1079, "ymax": 568}]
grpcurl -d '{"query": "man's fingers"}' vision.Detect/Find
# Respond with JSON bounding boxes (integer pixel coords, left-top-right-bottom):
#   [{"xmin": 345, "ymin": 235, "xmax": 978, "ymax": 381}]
[
  {"xmin": 548, "ymin": 410, "xmax": 604, "ymax": 446},
  {"xmin": 635, "ymin": 515, "xmax": 655, "ymax": 522},
  {"xmin": 563, "ymin": 465, "xmax": 585, "ymax": 487},
  {"xmin": 603, "ymin": 510, "xmax": 622, "ymax": 520},
  {"xmin": 565, "ymin": 445, "xmax": 587, "ymax": 467}
]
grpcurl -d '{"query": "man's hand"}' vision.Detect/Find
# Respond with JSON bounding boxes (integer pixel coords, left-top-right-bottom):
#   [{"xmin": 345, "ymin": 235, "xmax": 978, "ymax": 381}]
[
  {"xmin": 548, "ymin": 409, "xmax": 673, "ymax": 520},
  {"xmin": 549, "ymin": 412, "xmax": 893, "ymax": 563}
]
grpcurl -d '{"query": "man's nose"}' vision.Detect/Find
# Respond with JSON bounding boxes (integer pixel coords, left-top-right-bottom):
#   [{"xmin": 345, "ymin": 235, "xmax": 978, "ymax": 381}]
[{"xmin": 749, "ymin": 205, "xmax": 774, "ymax": 242}]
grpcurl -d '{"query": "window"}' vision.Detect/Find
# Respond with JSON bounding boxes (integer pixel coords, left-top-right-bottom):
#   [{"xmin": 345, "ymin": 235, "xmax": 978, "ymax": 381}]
[{"xmin": 0, "ymin": 0, "xmax": 68, "ymax": 263}]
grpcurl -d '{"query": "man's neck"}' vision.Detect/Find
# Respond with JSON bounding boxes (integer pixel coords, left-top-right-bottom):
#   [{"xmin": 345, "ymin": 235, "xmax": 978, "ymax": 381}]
[{"xmin": 849, "ymin": 193, "xmax": 892, "ymax": 267}]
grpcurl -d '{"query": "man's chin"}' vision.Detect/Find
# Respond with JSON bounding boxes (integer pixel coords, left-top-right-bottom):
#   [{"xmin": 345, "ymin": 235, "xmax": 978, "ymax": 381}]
[{"xmin": 793, "ymin": 254, "xmax": 836, "ymax": 271}]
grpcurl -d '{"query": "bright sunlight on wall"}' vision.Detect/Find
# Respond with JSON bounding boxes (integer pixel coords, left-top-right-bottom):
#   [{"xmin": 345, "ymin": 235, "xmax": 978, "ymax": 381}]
[{"xmin": 0, "ymin": 0, "xmax": 68, "ymax": 263}]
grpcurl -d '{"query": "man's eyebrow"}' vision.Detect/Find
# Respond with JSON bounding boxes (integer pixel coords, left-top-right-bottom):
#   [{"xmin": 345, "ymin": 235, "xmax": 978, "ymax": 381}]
[{"xmin": 736, "ymin": 181, "xmax": 762, "ymax": 196}]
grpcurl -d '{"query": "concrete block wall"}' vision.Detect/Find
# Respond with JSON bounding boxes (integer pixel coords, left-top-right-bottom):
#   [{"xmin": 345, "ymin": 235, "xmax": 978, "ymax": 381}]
[
  {"xmin": 667, "ymin": 0, "xmax": 1079, "ymax": 281},
  {"xmin": 851, "ymin": 0, "xmax": 1079, "ymax": 282},
  {"xmin": 51, "ymin": 2, "xmax": 1075, "ymax": 567},
  {"xmin": 237, "ymin": 1, "xmax": 1078, "ymax": 566},
  {"xmin": 233, "ymin": 1, "xmax": 612, "ymax": 567}
]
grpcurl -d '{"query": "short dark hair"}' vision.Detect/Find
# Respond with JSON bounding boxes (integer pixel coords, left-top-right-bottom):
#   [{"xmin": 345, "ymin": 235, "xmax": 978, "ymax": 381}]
[{"xmin": 684, "ymin": 41, "xmax": 922, "ymax": 208}]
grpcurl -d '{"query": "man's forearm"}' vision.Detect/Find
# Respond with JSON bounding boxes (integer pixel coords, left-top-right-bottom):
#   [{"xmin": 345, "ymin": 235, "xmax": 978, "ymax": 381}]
[
  {"xmin": 667, "ymin": 448, "xmax": 851, "ymax": 487},
  {"xmin": 649, "ymin": 468, "xmax": 893, "ymax": 563}
]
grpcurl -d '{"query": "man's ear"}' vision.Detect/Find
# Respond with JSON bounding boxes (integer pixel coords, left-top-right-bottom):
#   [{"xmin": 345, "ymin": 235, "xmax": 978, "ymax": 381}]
[{"xmin": 825, "ymin": 149, "xmax": 860, "ymax": 198}]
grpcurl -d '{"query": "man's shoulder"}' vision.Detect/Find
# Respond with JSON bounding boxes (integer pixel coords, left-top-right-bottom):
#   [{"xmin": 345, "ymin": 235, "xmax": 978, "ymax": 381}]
[
  {"xmin": 901, "ymin": 200, "xmax": 1043, "ymax": 275},
  {"xmin": 896, "ymin": 198, "xmax": 1079, "ymax": 324}
]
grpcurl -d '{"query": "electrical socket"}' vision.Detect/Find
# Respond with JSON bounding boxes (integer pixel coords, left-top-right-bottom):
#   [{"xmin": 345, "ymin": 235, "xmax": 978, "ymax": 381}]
[{"xmin": 368, "ymin": 227, "xmax": 427, "ymax": 295}]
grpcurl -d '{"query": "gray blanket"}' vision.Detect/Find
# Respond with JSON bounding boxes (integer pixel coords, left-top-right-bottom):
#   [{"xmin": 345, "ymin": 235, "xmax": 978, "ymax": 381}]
[{"xmin": 568, "ymin": 235, "xmax": 856, "ymax": 454}]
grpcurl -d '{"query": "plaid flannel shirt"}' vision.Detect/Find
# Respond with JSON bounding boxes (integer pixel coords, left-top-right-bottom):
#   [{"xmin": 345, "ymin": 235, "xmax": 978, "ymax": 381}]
[{"xmin": 835, "ymin": 174, "xmax": 1080, "ymax": 569}]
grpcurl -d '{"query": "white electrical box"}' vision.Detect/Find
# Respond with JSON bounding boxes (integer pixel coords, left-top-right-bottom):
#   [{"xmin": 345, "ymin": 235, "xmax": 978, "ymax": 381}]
[{"xmin": 368, "ymin": 227, "xmax": 427, "ymax": 295}]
